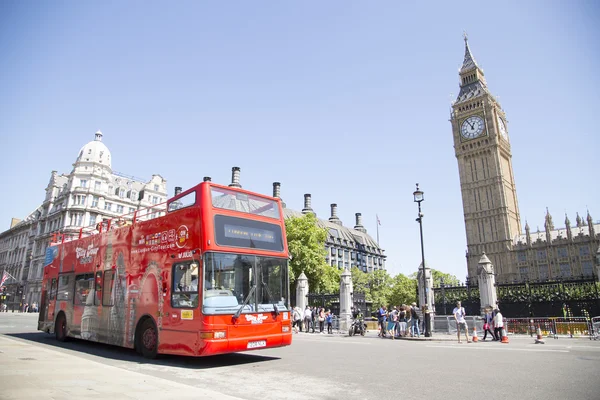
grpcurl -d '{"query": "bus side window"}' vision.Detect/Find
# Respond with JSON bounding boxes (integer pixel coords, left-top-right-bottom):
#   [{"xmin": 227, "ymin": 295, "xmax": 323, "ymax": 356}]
[
  {"xmin": 94, "ymin": 271, "xmax": 103, "ymax": 305},
  {"xmin": 57, "ymin": 275, "xmax": 72, "ymax": 301},
  {"xmin": 74, "ymin": 274, "xmax": 94, "ymax": 306},
  {"xmin": 49, "ymin": 278, "xmax": 57, "ymax": 300},
  {"xmin": 102, "ymin": 270, "xmax": 115, "ymax": 306}
]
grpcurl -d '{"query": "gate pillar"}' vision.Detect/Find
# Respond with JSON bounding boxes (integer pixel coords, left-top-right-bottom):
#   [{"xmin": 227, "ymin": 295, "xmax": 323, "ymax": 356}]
[
  {"xmin": 296, "ymin": 272, "xmax": 309, "ymax": 311},
  {"xmin": 477, "ymin": 253, "xmax": 497, "ymax": 314},
  {"xmin": 339, "ymin": 268, "xmax": 353, "ymax": 332}
]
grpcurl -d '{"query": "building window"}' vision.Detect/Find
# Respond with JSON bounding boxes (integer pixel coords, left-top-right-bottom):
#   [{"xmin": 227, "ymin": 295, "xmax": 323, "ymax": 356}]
[
  {"xmin": 92, "ymin": 196, "xmax": 99, "ymax": 207},
  {"xmin": 108, "ymin": 185, "xmax": 113, "ymax": 193},
  {"xmin": 95, "ymin": 181, "xmax": 101, "ymax": 191},
  {"xmin": 104, "ymin": 202, "xmax": 112, "ymax": 211},
  {"xmin": 538, "ymin": 264, "xmax": 548, "ymax": 280},
  {"xmin": 74, "ymin": 195, "xmax": 86, "ymax": 205},
  {"xmin": 557, "ymin": 247, "xmax": 568, "ymax": 258},
  {"xmin": 128, "ymin": 207, "xmax": 135, "ymax": 214},
  {"xmin": 518, "ymin": 252, "xmax": 527, "ymax": 262},
  {"xmin": 80, "ymin": 180, "xmax": 88, "ymax": 188},
  {"xmin": 582, "ymin": 261, "xmax": 593, "ymax": 277},
  {"xmin": 579, "ymin": 246, "xmax": 590, "ymax": 257},
  {"xmin": 116, "ymin": 205, "xmax": 124, "ymax": 213},
  {"xmin": 559, "ymin": 263, "xmax": 571, "ymax": 278},
  {"xmin": 331, "ymin": 260, "xmax": 335, "ymax": 267},
  {"xmin": 119, "ymin": 188, "xmax": 126, "ymax": 198},
  {"xmin": 154, "ymin": 184, "xmax": 159, "ymax": 191},
  {"xmin": 338, "ymin": 261, "xmax": 343, "ymax": 269},
  {"xmin": 152, "ymin": 196, "xmax": 159, "ymax": 205},
  {"xmin": 89, "ymin": 214, "xmax": 96, "ymax": 227},
  {"xmin": 519, "ymin": 267, "xmax": 529, "ymax": 281},
  {"xmin": 70, "ymin": 213, "xmax": 83, "ymax": 226},
  {"xmin": 536, "ymin": 250, "xmax": 546, "ymax": 261},
  {"xmin": 130, "ymin": 191, "xmax": 137, "ymax": 201},
  {"xmin": 331, "ymin": 247, "xmax": 336, "ymax": 256}
]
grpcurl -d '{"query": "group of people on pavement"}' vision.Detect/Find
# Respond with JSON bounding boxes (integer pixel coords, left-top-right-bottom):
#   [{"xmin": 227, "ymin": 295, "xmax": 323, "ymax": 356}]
[
  {"xmin": 292, "ymin": 305, "xmax": 334, "ymax": 334},
  {"xmin": 376, "ymin": 302, "xmax": 424, "ymax": 339},
  {"xmin": 453, "ymin": 301, "xmax": 504, "ymax": 343}
]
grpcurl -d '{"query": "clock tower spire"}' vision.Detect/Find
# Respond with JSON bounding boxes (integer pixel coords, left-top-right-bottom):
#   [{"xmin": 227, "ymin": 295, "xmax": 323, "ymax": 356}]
[{"xmin": 450, "ymin": 36, "xmax": 522, "ymax": 284}]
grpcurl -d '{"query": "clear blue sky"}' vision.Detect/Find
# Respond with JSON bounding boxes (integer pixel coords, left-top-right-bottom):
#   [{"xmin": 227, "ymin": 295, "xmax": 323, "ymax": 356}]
[{"xmin": 1, "ymin": 1, "xmax": 598, "ymax": 281}]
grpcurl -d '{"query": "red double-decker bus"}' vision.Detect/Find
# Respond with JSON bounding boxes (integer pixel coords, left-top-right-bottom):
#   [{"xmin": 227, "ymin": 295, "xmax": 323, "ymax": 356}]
[{"xmin": 38, "ymin": 180, "xmax": 292, "ymax": 358}]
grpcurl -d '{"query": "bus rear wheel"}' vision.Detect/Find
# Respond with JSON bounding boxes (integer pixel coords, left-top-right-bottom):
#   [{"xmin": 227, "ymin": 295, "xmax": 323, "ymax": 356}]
[
  {"xmin": 139, "ymin": 319, "xmax": 158, "ymax": 359},
  {"xmin": 55, "ymin": 313, "xmax": 68, "ymax": 342}
]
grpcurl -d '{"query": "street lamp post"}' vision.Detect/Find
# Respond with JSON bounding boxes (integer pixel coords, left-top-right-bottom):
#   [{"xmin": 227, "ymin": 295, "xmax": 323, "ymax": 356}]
[{"xmin": 413, "ymin": 183, "xmax": 431, "ymax": 337}]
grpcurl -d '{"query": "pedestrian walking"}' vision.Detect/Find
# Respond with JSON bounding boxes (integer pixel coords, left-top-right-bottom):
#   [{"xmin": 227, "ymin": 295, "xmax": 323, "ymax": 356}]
[
  {"xmin": 453, "ymin": 301, "xmax": 470, "ymax": 343},
  {"xmin": 493, "ymin": 308, "xmax": 504, "ymax": 341},
  {"xmin": 326, "ymin": 310, "xmax": 333, "ymax": 334},
  {"xmin": 303, "ymin": 306, "xmax": 312, "ymax": 334},
  {"xmin": 410, "ymin": 302, "xmax": 420, "ymax": 338},
  {"xmin": 482, "ymin": 307, "xmax": 495, "ymax": 341}
]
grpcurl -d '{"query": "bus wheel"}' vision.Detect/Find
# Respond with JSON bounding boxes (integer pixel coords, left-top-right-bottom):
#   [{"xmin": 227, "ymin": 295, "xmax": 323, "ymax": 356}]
[
  {"xmin": 55, "ymin": 313, "xmax": 68, "ymax": 342},
  {"xmin": 139, "ymin": 319, "xmax": 158, "ymax": 359}
]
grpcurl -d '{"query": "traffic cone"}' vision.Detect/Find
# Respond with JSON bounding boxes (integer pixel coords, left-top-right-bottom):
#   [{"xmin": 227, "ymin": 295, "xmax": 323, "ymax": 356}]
[
  {"xmin": 472, "ymin": 326, "xmax": 478, "ymax": 342},
  {"xmin": 501, "ymin": 328, "xmax": 509, "ymax": 343},
  {"xmin": 534, "ymin": 326, "xmax": 545, "ymax": 344}
]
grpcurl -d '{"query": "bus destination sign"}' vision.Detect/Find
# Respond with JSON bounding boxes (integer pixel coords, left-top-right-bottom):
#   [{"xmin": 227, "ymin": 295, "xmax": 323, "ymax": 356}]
[{"xmin": 224, "ymin": 225, "xmax": 275, "ymax": 243}]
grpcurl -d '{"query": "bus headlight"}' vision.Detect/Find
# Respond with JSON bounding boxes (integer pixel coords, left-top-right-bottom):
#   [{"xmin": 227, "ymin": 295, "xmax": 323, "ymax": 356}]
[{"xmin": 213, "ymin": 331, "xmax": 227, "ymax": 339}]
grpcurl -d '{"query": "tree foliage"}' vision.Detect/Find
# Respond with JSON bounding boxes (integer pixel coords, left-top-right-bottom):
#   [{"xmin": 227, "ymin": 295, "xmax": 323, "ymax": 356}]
[
  {"xmin": 410, "ymin": 269, "xmax": 461, "ymax": 287},
  {"xmin": 369, "ymin": 269, "xmax": 393, "ymax": 308},
  {"xmin": 351, "ymin": 267, "xmax": 371, "ymax": 301},
  {"xmin": 388, "ymin": 273, "xmax": 417, "ymax": 307},
  {"xmin": 285, "ymin": 213, "xmax": 329, "ymax": 293}
]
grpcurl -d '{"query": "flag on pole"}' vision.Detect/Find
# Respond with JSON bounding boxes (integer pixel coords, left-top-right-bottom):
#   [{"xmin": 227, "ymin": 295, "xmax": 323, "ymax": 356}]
[
  {"xmin": 0, "ymin": 271, "xmax": 8, "ymax": 288},
  {"xmin": 376, "ymin": 214, "xmax": 381, "ymax": 226}
]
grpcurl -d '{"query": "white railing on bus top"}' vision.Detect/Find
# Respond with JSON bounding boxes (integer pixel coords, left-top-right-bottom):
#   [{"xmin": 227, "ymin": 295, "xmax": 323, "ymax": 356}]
[{"xmin": 52, "ymin": 200, "xmax": 169, "ymax": 243}]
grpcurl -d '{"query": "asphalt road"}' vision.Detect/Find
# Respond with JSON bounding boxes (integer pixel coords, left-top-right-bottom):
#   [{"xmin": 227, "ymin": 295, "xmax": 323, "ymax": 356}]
[{"xmin": 1, "ymin": 313, "xmax": 599, "ymax": 400}]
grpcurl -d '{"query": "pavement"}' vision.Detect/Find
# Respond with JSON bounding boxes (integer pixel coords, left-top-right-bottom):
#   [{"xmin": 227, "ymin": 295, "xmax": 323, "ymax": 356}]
[{"xmin": 0, "ymin": 334, "xmax": 245, "ymax": 400}]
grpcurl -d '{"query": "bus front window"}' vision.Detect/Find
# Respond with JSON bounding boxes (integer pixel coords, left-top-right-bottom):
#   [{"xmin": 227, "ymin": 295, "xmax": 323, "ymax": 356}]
[{"xmin": 203, "ymin": 252, "xmax": 288, "ymax": 315}]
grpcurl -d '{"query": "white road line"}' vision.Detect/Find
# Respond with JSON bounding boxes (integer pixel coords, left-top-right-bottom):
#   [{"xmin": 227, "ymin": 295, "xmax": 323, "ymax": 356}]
[
  {"xmin": 293, "ymin": 336, "xmax": 371, "ymax": 345},
  {"xmin": 426, "ymin": 345, "xmax": 569, "ymax": 353}
]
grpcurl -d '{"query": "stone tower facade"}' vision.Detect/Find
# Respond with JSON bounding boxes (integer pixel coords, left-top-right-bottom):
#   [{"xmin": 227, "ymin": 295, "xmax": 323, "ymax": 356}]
[{"xmin": 450, "ymin": 36, "xmax": 522, "ymax": 283}]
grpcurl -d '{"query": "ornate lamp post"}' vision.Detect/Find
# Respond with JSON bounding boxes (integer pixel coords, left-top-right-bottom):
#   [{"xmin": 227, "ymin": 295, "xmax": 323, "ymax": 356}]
[{"xmin": 413, "ymin": 183, "xmax": 431, "ymax": 336}]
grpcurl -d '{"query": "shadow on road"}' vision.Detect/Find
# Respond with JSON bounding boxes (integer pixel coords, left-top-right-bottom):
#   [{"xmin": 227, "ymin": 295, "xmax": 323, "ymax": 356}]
[{"xmin": 5, "ymin": 332, "xmax": 280, "ymax": 369}]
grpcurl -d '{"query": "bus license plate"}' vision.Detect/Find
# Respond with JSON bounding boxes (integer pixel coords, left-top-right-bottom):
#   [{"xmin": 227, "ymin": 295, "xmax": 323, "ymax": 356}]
[{"xmin": 247, "ymin": 340, "xmax": 266, "ymax": 349}]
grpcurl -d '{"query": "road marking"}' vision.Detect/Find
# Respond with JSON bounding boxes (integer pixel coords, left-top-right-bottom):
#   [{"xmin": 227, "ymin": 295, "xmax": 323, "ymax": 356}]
[
  {"xmin": 426, "ymin": 345, "xmax": 569, "ymax": 353},
  {"xmin": 294, "ymin": 336, "xmax": 371, "ymax": 345}
]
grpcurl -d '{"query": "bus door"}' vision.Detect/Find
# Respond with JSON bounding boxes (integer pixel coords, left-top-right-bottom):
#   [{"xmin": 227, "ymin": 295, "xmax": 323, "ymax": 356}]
[{"xmin": 43, "ymin": 278, "xmax": 58, "ymax": 323}]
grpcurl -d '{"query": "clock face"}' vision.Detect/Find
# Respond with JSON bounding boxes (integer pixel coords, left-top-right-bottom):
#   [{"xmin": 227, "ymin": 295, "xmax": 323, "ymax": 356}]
[
  {"xmin": 460, "ymin": 115, "xmax": 485, "ymax": 139},
  {"xmin": 497, "ymin": 116, "xmax": 508, "ymax": 140}
]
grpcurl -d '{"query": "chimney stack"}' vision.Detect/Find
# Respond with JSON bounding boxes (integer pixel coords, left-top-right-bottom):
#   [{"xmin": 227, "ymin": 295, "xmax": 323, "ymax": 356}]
[
  {"xmin": 302, "ymin": 194, "xmax": 314, "ymax": 215},
  {"xmin": 354, "ymin": 213, "xmax": 367, "ymax": 233},
  {"xmin": 174, "ymin": 186, "xmax": 182, "ymax": 196},
  {"xmin": 203, "ymin": 176, "xmax": 212, "ymax": 182},
  {"xmin": 272, "ymin": 182, "xmax": 286, "ymax": 208},
  {"xmin": 329, "ymin": 203, "xmax": 342, "ymax": 225},
  {"xmin": 229, "ymin": 167, "xmax": 241, "ymax": 188}
]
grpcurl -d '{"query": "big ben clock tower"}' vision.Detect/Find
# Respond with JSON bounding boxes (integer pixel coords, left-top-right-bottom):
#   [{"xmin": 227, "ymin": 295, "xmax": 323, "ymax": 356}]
[{"xmin": 450, "ymin": 35, "xmax": 522, "ymax": 283}]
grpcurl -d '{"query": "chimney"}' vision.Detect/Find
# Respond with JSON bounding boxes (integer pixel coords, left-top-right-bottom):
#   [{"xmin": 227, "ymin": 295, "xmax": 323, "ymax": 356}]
[
  {"xmin": 203, "ymin": 176, "xmax": 212, "ymax": 182},
  {"xmin": 354, "ymin": 213, "xmax": 367, "ymax": 233},
  {"xmin": 329, "ymin": 203, "xmax": 342, "ymax": 225},
  {"xmin": 229, "ymin": 167, "xmax": 241, "ymax": 188},
  {"xmin": 174, "ymin": 186, "xmax": 182, "ymax": 196},
  {"xmin": 302, "ymin": 194, "xmax": 314, "ymax": 214},
  {"xmin": 272, "ymin": 182, "xmax": 286, "ymax": 208}
]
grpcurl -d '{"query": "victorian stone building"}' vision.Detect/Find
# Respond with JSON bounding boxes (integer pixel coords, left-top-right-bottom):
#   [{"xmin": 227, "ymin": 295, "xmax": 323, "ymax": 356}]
[
  {"xmin": 451, "ymin": 37, "xmax": 599, "ymax": 283},
  {"xmin": 0, "ymin": 131, "xmax": 168, "ymax": 307}
]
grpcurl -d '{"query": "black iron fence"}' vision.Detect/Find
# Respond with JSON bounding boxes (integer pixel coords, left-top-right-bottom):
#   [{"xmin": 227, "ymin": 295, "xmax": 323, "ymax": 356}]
[
  {"xmin": 305, "ymin": 292, "xmax": 371, "ymax": 317},
  {"xmin": 434, "ymin": 278, "xmax": 600, "ymax": 317}
]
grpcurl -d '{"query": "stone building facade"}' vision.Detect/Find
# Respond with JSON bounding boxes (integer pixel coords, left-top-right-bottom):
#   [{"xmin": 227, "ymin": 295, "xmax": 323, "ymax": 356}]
[
  {"xmin": 450, "ymin": 36, "xmax": 599, "ymax": 283},
  {"xmin": 0, "ymin": 131, "xmax": 168, "ymax": 306}
]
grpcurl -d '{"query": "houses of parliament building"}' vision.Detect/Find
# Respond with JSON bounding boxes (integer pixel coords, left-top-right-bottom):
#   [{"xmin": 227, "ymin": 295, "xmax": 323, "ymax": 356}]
[{"xmin": 451, "ymin": 36, "xmax": 599, "ymax": 284}]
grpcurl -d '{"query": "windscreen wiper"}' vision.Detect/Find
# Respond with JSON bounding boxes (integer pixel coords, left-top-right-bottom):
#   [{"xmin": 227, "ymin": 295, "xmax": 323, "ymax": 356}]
[
  {"xmin": 232, "ymin": 284, "xmax": 256, "ymax": 322},
  {"xmin": 260, "ymin": 279, "xmax": 280, "ymax": 317}
]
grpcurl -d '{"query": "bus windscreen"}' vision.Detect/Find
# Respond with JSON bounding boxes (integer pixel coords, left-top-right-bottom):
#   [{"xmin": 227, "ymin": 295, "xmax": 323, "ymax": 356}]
[{"xmin": 211, "ymin": 187, "xmax": 280, "ymax": 219}]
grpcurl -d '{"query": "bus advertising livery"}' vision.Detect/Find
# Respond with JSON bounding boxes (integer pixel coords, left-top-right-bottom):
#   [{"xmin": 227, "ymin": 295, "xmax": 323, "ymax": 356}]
[{"xmin": 38, "ymin": 181, "xmax": 292, "ymax": 358}]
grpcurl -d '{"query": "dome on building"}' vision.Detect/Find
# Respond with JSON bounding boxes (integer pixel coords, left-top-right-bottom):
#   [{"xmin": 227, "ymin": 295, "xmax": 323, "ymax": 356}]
[{"xmin": 75, "ymin": 130, "xmax": 112, "ymax": 168}]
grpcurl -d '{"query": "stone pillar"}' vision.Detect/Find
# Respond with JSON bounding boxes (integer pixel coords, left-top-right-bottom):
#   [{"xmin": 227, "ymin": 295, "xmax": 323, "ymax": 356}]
[
  {"xmin": 295, "ymin": 272, "xmax": 309, "ymax": 311},
  {"xmin": 417, "ymin": 261, "xmax": 434, "ymax": 334},
  {"xmin": 477, "ymin": 253, "xmax": 498, "ymax": 313},
  {"xmin": 339, "ymin": 268, "xmax": 353, "ymax": 332},
  {"xmin": 416, "ymin": 262, "xmax": 434, "ymax": 310}
]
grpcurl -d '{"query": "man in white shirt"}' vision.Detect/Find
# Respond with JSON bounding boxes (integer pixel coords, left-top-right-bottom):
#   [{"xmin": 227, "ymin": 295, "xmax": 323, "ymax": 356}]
[{"xmin": 453, "ymin": 301, "xmax": 470, "ymax": 343}]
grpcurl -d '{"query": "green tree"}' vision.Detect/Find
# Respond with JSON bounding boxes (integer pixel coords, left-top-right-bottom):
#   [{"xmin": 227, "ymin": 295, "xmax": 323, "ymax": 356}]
[
  {"xmin": 351, "ymin": 267, "xmax": 371, "ymax": 302},
  {"xmin": 368, "ymin": 269, "xmax": 392, "ymax": 309},
  {"xmin": 410, "ymin": 269, "xmax": 461, "ymax": 287},
  {"xmin": 285, "ymin": 213, "xmax": 329, "ymax": 293},
  {"xmin": 321, "ymin": 265, "xmax": 342, "ymax": 294},
  {"xmin": 388, "ymin": 273, "xmax": 417, "ymax": 306}
]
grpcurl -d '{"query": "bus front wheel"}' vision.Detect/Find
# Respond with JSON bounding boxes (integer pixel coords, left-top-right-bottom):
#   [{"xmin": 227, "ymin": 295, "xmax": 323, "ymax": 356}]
[
  {"xmin": 55, "ymin": 313, "xmax": 68, "ymax": 342},
  {"xmin": 138, "ymin": 319, "xmax": 158, "ymax": 359}
]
